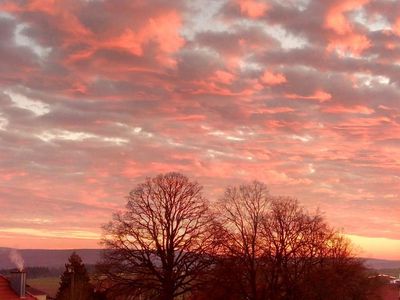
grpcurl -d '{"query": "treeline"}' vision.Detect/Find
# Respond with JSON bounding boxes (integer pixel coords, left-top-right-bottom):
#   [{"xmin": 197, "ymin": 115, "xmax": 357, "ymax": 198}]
[
  {"xmin": 0, "ymin": 265, "xmax": 97, "ymax": 279},
  {"xmin": 56, "ymin": 173, "xmax": 383, "ymax": 300}
]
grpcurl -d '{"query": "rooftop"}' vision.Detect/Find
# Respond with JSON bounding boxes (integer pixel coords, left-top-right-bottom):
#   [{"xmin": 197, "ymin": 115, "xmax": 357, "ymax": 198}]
[{"xmin": 0, "ymin": 275, "xmax": 41, "ymax": 300}]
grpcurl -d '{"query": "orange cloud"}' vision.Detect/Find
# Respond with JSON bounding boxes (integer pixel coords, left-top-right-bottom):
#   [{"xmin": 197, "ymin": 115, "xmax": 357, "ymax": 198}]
[
  {"xmin": 325, "ymin": 0, "xmax": 371, "ymax": 55},
  {"xmin": 4, "ymin": 0, "xmax": 184, "ymax": 69},
  {"xmin": 256, "ymin": 107, "xmax": 295, "ymax": 114},
  {"xmin": 237, "ymin": 0, "xmax": 269, "ymax": 18},
  {"xmin": 260, "ymin": 71, "xmax": 287, "ymax": 85},
  {"xmin": 393, "ymin": 17, "xmax": 400, "ymax": 36},
  {"xmin": 212, "ymin": 70, "xmax": 236, "ymax": 84},
  {"xmin": 325, "ymin": 0, "xmax": 369, "ymax": 35},
  {"xmin": 327, "ymin": 33, "xmax": 371, "ymax": 56},
  {"xmin": 323, "ymin": 105, "xmax": 375, "ymax": 115},
  {"xmin": 1, "ymin": 0, "xmax": 400, "ymax": 258},
  {"xmin": 285, "ymin": 89, "xmax": 332, "ymax": 102},
  {"xmin": 106, "ymin": 10, "xmax": 184, "ymax": 65}
]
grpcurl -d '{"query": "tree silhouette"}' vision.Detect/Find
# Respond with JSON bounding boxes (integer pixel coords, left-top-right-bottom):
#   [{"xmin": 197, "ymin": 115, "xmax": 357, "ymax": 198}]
[
  {"xmin": 99, "ymin": 172, "xmax": 221, "ymax": 300},
  {"xmin": 56, "ymin": 252, "xmax": 94, "ymax": 300},
  {"xmin": 214, "ymin": 182, "xmax": 379, "ymax": 300},
  {"xmin": 261, "ymin": 197, "xmax": 336, "ymax": 299},
  {"xmin": 217, "ymin": 181, "xmax": 270, "ymax": 300},
  {"xmin": 96, "ymin": 176, "xmax": 381, "ymax": 300}
]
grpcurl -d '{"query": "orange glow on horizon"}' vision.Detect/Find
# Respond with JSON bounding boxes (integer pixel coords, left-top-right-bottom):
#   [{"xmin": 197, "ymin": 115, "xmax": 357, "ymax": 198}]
[
  {"xmin": 1, "ymin": 231, "xmax": 399, "ymax": 261},
  {"xmin": 347, "ymin": 234, "xmax": 400, "ymax": 260}
]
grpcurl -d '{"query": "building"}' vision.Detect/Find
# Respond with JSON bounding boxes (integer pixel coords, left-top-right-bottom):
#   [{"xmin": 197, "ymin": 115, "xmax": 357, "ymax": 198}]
[{"xmin": 0, "ymin": 271, "xmax": 48, "ymax": 300}]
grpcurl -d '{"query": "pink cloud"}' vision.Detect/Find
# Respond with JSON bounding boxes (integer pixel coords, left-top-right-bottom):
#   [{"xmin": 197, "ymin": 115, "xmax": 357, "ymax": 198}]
[
  {"xmin": 237, "ymin": 0, "xmax": 269, "ymax": 18},
  {"xmin": 325, "ymin": 0, "xmax": 370, "ymax": 35},
  {"xmin": 393, "ymin": 17, "xmax": 400, "ymax": 36},
  {"xmin": 324, "ymin": 0, "xmax": 371, "ymax": 55},
  {"xmin": 0, "ymin": 0, "xmax": 399, "ymax": 258},
  {"xmin": 285, "ymin": 89, "xmax": 332, "ymax": 102},
  {"xmin": 106, "ymin": 10, "xmax": 184, "ymax": 64},
  {"xmin": 326, "ymin": 33, "xmax": 371, "ymax": 56},
  {"xmin": 260, "ymin": 70, "xmax": 287, "ymax": 85},
  {"xmin": 256, "ymin": 107, "xmax": 295, "ymax": 114},
  {"xmin": 212, "ymin": 70, "xmax": 236, "ymax": 84},
  {"xmin": 322, "ymin": 105, "xmax": 375, "ymax": 115}
]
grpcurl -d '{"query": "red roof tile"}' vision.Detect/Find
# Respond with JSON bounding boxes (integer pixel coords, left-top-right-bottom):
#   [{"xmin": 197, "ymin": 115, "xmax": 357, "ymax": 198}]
[{"xmin": 0, "ymin": 276, "xmax": 36, "ymax": 300}]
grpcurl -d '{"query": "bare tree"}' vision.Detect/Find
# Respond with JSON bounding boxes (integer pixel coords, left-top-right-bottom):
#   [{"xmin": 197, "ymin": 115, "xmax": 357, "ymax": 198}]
[
  {"xmin": 217, "ymin": 181, "xmax": 270, "ymax": 300},
  {"xmin": 260, "ymin": 197, "xmax": 327, "ymax": 299},
  {"xmin": 261, "ymin": 197, "xmax": 368, "ymax": 300},
  {"xmin": 100, "ymin": 173, "xmax": 220, "ymax": 300}
]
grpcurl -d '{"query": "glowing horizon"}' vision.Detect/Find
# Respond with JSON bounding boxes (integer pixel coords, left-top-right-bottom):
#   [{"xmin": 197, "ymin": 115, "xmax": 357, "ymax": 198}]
[
  {"xmin": 1, "ymin": 231, "xmax": 400, "ymax": 261},
  {"xmin": 0, "ymin": 0, "xmax": 399, "ymax": 259}
]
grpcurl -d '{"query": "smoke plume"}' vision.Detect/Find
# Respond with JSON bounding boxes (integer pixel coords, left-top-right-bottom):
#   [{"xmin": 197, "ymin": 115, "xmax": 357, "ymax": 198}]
[{"xmin": 9, "ymin": 249, "xmax": 24, "ymax": 271}]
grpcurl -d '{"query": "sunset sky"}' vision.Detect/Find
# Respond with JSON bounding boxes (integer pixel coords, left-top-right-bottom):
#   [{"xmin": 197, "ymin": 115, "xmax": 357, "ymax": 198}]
[{"xmin": 0, "ymin": 0, "xmax": 399, "ymax": 259}]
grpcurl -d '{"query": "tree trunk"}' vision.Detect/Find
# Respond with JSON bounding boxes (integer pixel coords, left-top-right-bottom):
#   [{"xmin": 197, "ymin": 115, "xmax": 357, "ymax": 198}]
[
  {"xmin": 160, "ymin": 279, "xmax": 175, "ymax": 300},
  {"xmin": 250, "ymin": 266, "xmax": 257, "ymax": 300},
  {"xmin": 160, "ymin": 290, "xmax": 174, "ymax": 300}
]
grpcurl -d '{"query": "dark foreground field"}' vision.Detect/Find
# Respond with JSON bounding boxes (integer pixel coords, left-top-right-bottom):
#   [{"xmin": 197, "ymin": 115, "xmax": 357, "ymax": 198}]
[
  {"xmin": 377, "ymin": 285, "xmax": 400, "ymax": 300},
  {"xmin": 25, "ymin": 276, "xmax": 400, "ymax": 300},
  {"xmin": 2, "ymin": 248, "xmax": 399, "ymax": 300},
  {"xmin": 27, "ymin": 277, "xmax": 60, "ymax": 298}
]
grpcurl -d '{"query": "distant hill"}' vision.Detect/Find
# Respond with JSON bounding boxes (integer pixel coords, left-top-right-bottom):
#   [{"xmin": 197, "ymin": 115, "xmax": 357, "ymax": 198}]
[
  {"xmin": 0, "ymin": 247, "xmax": 399, "ymax": 271},
  {"xmin": 0, "ymin": 248, "xmax": 103, "ymax": 269},
  {"xmin": 363, "ymin": 258, "xmax": 400, "ymax": 270}
]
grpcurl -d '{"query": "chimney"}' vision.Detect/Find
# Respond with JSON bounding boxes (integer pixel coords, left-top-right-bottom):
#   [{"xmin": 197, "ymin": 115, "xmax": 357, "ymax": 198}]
[{"xmin": 9, "ymin": 271, "xmax": 26, "ymax": 298}]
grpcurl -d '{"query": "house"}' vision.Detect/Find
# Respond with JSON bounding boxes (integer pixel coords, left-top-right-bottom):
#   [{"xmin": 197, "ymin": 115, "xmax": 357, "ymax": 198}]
[
  {"xmin": 389, "ymin": 278, "xmax": 400, "ymax": 285},
  {"xmin": 26, "ymin": 285, "xmax": 48, "ymax": 300},
  {"xmin": 0, "ymin": 271, "xmax": 48, "ymax": 300}
]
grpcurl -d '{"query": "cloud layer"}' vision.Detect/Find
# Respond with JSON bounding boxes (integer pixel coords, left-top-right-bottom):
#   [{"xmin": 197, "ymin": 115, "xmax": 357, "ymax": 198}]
[{"xmin": 0, "ymin": 0, "xmax": 399, "ymax": 257}]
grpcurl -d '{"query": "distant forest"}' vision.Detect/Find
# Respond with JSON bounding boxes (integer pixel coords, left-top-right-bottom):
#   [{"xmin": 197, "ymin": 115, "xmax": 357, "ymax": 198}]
[{"xmin": 0, "ymin": 265, "xmax": 97, "ymax": 278}]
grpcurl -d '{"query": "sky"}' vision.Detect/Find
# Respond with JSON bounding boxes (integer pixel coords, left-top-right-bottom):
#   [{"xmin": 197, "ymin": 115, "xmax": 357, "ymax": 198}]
[{"xmin": 0, "ymin": 0, "xmax": 399, "ymax": 259}]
